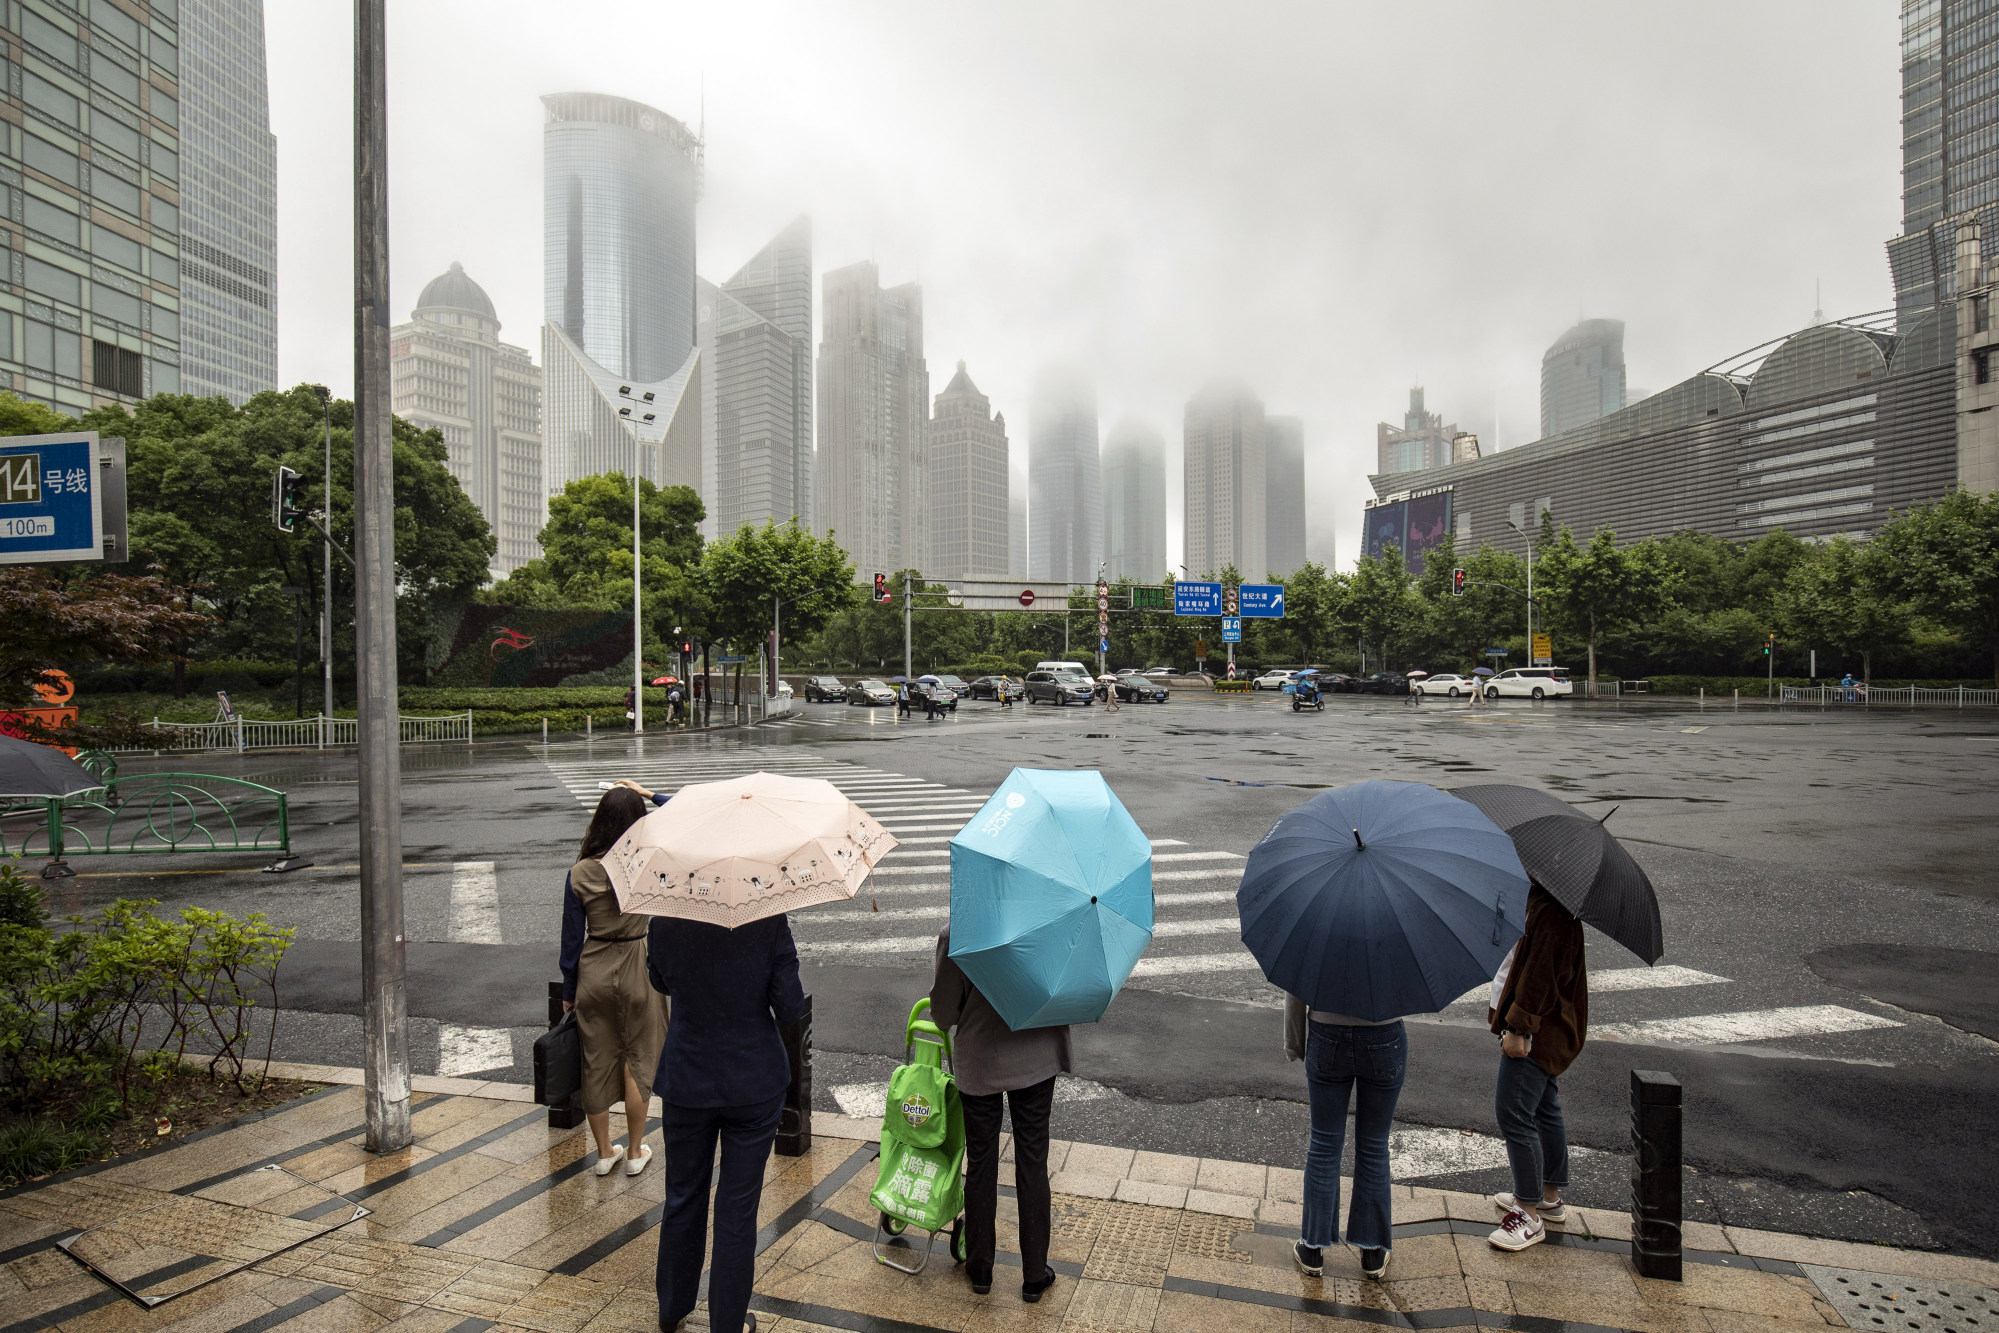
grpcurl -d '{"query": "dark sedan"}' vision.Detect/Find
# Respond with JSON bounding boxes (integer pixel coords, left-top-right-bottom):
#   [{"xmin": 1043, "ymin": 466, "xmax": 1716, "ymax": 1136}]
[
  {"xmin": 934, "ymin": 673, "xmax": 972, "ymax": 698},
  {"xmin": 1112, "ymin": 677, "xmax": 1170, "ymax": 703},
  {"xmin": 1355, "ymin": 671, "xmax": 1411, "ymax": 695},
  {"xmin": 968, "ymin": 675, "xmax": 1023, "ymax": 701},
  {"xmin": 1314, "ymin": 672, "xmax": 1360, "ymax": 693},
  {"xmin": 802, "ymin": 675, "xmax": 847, "ymax": 703}
]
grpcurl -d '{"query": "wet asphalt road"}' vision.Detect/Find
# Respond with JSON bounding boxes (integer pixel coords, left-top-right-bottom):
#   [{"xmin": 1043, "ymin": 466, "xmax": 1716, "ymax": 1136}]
[{"xmin": 47, "ymin": 690, "xmax": 1999, "ymax": 1257}]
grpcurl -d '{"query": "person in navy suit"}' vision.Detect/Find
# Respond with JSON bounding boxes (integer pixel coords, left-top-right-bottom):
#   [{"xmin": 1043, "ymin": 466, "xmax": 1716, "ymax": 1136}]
[{"xmin": 648, "ymin": 910, "xmax": 805, "ymax": 1333}]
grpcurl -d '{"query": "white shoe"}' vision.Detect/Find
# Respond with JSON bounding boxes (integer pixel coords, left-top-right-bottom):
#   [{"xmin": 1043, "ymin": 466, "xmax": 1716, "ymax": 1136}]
[
  {"xmin": 1488, "ymin": 1208, "xmax": 1546, "ymax": 1252},
  {"xmin": 593, "ymin": 1144, "xmax": 626, "ymax": 1177},
  {"xmin": 1492, "ymin": 1191, "xmax": 1565, "ymax": 1223},
  {"xmin": 624, "ymin": 1145, "xmax": 653, "ymax": 1177}
]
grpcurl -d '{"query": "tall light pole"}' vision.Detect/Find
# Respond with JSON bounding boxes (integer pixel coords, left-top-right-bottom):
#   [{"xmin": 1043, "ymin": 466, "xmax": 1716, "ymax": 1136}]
[
  {"xmin": 353, "ymin": 0, "xmax": 409, "ymax": 1153},
  {"xmin": 617, "ymin": 387, "xmax": 656, "ymax": 732},
  {"xmin": 313, "ymin": 385, "xmax": 333, "ymax": 723},
  {"xmin": 1507, "ymin": 514, "xmax": 1537, "ymax": 666}
]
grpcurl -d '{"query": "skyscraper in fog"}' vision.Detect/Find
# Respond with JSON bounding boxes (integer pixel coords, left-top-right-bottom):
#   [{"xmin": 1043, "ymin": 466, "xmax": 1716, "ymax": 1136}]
[
  {"xmin": 1009, "ymin": 488, "xmax": 1028, "ymax": 578},
  {"xmin": 1263, "ymin": 414, "xmax": 1306, "ymax": 577},
  {"xmin": 1376, "ymin": 387, "xmax": 1456, "ymax": 474},
  {"xmin": 699, "ymin": 216, "xmax": 812, "ymax": 539},
  {"xmin": 1889, "ymin": 0, "xmax": 1999, "ymax": 321},
  {"xmin": 180, "ymin": 0, "xmax": 276, "ymax": 403},
  {"xmin": 1539, "ymin": 319, "xmax": 1626, "ymax": 439},
  {"xmin": 1184, "ymin": 384, "xmax": 1266, "ymax": 579},
  {"xmin": 392, "ymin": 264, "xmax": 542, "ymax": 577},
  {"xmin": 1101, "ymin": 418, "xmax": 1165, "ymax": 583},
  {"xmin": 541, "ymin": 93, "xmax": 703, "ymax": 499},
  {"xmin": 817, "ymin": 261, "xmax": 927, "ymax": 574},
  {"xmin": 1028, "ymin": 368, "xmax": 1100, "ymax": 582},
  {"xmin": 927, "ymin": 361, "xmax": 1009, "ymax": 580}
]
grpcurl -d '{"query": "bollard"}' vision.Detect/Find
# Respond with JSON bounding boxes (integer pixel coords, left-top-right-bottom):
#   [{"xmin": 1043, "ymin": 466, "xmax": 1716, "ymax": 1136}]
[
  {"xmin": 542, "ymin": 717, "xmax": 548, "ymax": 743},
  {"xmin": 1630, "ymin": 1069, "xmax": 1682, "ymax": 1281},
  {"xmin": 545, "ymin": 982, "xmax": 585, "ymax": 1130},
  {"xmin": 775, "ymin": 993, "xmax": 813, "ymax": 1156},
  {"xmin": 587, "ymin": 713, "xmax": 592, "ymax": 737}
]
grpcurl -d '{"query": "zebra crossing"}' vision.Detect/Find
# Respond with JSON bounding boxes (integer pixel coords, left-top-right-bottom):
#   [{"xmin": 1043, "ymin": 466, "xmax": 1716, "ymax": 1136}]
[{"xmin": 534, "ymin": 749, "xmax": 1907, "ymax": 1057}]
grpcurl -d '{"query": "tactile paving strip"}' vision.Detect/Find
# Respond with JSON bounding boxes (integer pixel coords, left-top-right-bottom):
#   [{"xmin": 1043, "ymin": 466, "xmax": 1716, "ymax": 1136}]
[{"xmin": 1804, "ymin": 1265, "xmax": 1997, "ymax": 1333}]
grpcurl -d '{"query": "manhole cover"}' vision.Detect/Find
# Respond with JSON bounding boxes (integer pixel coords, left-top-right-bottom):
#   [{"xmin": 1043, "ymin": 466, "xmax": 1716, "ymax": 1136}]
[{"xmin": 1805, "ymin": 1265, "xmax": 1997, "ymax": 1333}]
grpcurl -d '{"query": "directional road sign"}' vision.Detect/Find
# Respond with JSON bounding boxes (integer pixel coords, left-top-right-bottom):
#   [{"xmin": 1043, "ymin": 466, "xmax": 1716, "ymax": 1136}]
[
  {"xmin": 1483, "ymin": 648, "xmax": 1510, "ymax": 658},
  {"xmin": 1239, "ymin": 583, "xmax": 1286, "ymax": 618},
  {"xmin": 1222, "ymin": 617, "xmax": 1242, "ymax": 643},
  {"xmin": 1, "ymin": 431, "xmax": 126, "ymax": 565},
  {"xmin": 1099, "ymin": 638, "xmax": 1109, "ymax": 653},
  {"xmin": 1173, "ymin": 581, "xmax": 1223, "ymax": 616}
]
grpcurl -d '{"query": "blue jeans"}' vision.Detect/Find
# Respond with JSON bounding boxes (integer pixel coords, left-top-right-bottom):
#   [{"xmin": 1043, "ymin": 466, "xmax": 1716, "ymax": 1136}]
[
  {"xmin": 1494, "ymin": 1054, "xmax": 1568, "ymax": 1203},
  {"xmin": 1301, "ymin": 1020, "xmax": 1406, "ymax": 1251}
]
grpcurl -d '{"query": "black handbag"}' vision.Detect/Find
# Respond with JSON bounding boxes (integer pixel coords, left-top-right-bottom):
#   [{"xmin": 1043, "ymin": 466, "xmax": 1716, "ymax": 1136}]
[{"xmin": 533, "ymin": 1010, "xmax": 582, "ymax": 1107}]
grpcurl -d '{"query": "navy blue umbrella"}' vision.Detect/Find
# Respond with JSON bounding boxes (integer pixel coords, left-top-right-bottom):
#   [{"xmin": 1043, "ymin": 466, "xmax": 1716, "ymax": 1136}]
[{"xmin": 1236, "ymin": 780, "xmax": 1530, "ymax": 1019}]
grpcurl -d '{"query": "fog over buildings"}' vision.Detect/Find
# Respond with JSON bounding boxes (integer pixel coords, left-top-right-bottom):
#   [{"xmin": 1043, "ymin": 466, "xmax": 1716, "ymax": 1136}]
[{"xmin": 265, "ymin": 3, "xmax": 1902, "ymax": 570}]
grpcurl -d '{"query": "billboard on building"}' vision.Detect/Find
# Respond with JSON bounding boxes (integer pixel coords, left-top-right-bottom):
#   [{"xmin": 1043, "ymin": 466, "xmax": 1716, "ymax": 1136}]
[
  {"xmin": 1363, "ymin": 500, "xmax": 1407, "ymax": 564},
  {"xmin": 1404, "ymin": 491, "xmax": 1454, "ymax": 575}
]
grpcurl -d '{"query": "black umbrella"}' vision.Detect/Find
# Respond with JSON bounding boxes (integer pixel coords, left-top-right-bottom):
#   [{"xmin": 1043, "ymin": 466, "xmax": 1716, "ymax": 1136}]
[
  {"xmin": 1448, "ymin": 783, "xmax": 1663, "ymax": 963},
  {"xmin": 0, "ymin": 733, "xmax": 103, "ymax": 800}
]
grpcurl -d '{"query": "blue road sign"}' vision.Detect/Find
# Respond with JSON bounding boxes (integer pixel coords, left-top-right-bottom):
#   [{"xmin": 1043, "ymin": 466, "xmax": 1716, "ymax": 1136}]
[
  {"xmin": 1222, "ymin": 617, "xmax": 1242, "ymax": 643},
  {"xmin": 0, "ymin": 433, "xmax": 101, "ymax": 564},
  {"xmin": 1099, "ymin": 638, "xmax": 1110, "ymax": 653},
  {"xmin": 1239, "ymin": 583, "xmax": 1286, "ymax": 618},
  {"xmin": 1173, "ymin": 581, "xmax": 1223, "ymax": 616},
  {"xmin": 1483, "ymin": 648, "xmax": 1510, "ymax": 657}
]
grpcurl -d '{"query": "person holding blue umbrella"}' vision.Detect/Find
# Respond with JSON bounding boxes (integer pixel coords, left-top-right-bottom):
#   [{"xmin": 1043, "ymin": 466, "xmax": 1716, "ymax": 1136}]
[
  {"xmin": 931, "ymin": 768, "xmax": 1154, "ymax": 1303},
  {"xmin": 1238, "ymin": 780, "xmax": 1527, "ymax": 1281}
]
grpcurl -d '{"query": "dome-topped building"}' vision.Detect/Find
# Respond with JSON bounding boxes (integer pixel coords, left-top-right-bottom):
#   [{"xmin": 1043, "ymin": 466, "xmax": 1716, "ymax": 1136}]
[{"xmin": 393, "ymin": 264, "xmax": 544, "ymax": 577}]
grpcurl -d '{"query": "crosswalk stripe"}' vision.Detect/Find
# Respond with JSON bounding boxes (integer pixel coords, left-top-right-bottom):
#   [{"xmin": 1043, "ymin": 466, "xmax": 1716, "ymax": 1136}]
[
  {"xmin": 1449, "ymin": 965, "xmax": 1730, "ymax": 1008},
  {"xmin": 449, "ymin": 862, "xmax": 502, "ymax": 945},
  {"xmin": 1131, "ymin": 952, "xmax": 1259, "ymax": 977},
  {"xmin": 1594, "ymin": 1005, "xmax": 1900, "ymax": 1046}
]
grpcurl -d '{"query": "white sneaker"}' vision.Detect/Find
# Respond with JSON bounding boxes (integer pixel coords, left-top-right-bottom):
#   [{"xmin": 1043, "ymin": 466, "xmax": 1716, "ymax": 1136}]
[
  {"xmin": 1488, "ymin": 1208, "xmax": 1546, "ymax": 1252},
  {"xmin": 624, "ymin": 1145, "xmax": 653, "ymax": 1177},
  {"xmin": 593, "ymin": 1144, "xmax": 626, "ymax": 1177},
  {"xmin": 1492, "ymin": 1191, "xmax": 1565, "ymax": 1223}
]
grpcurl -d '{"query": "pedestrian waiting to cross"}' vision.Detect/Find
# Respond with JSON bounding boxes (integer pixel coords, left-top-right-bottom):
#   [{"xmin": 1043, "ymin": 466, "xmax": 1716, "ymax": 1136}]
[
  {"xmin": 559, "ymin": 780, "xmax": 670, "ymax": 1179},
  {"xmin": 1284, "ymin": 993, "xmax": 1406, "ymax": 1281},
  {"xmin": 1487, "ymin": 883, "xmax": 1589, "ymax": 1252}
]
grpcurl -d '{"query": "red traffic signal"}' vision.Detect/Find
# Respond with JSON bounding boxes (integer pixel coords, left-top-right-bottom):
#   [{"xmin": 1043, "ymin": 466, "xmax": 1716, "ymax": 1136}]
[
  {"xmin": 873, "ymin": 572, "xmax": 892, "ymax": 603},
  {"xmin": 1451, "ymin": 567, "xmax": 1467, "ymax": 596}
]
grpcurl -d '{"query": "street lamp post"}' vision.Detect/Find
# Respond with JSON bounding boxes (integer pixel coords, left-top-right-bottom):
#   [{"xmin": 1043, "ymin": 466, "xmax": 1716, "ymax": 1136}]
[
  {"xmin": 616, "ymin": 387, "xmax": 657, "ymax": 732},
  {"xmin": 1507, "ymin": 515, "xmax": 1537, "ymax": 667},
  {"xmin": 313, "ymin": 385, "xmax": 332, "ymax": 725}
]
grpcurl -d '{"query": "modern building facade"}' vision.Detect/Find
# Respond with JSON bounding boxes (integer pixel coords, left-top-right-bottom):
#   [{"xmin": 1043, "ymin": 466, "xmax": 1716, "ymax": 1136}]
[
  {"xmin": 1366, "ymin": 308, "xmax": 1959, "ymax": 562},
  {"xmin": 1028, "ymin": 366, "xmax": 1100, "ymax": 582},
  {"xmin": 1101, "ymin": 417, "xmax": 1165, "ymax": 583},
  {"xmin": 1263, "ymin": 414, "xmax": 1306, "ymax": 577},
  {"xmin": 392, "ymin": 263, "xmax": 542, "ymax": 578},
  {"xmin": 178, "ymin": 0, "xmax": 273, "ymax": 403},
  {"xmin": 926, "ymin": 360, "xmax": 1009, "ymax": 580},
  {"xmin": 1376, "ymin": 387, "xmax": 1457, "ymax": 475},
  {"xmin": 1540, "ymin": 318, "xmax": 1625, "ymax": 438},
  {"xmin": 698, "ymin": 216, "xmax": 812, "ymax": 540},
  {"xmin": 816, "ymin": 261, "xmax": 927, "ymax": 575},
  {"xmin": 541, "ymin": 92, "xmax": 703, "ymax": 500},
  {"xmin": 1887, "ymin": 0, "xmax": 1999, "ymax": 323},
  {"xmin": 1184, "ymin": 383, "xmax": 1267, "ymax": 579},
  {"xmin": 1, "ymin": 0, "xmax": 184, "ymax": 410}
]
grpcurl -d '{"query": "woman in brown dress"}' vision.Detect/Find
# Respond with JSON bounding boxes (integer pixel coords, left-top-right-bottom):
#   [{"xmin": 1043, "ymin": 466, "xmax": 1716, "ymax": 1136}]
[{"xmin": 560, "ymin": 780, "xmax": 670, "ymax": 1177}]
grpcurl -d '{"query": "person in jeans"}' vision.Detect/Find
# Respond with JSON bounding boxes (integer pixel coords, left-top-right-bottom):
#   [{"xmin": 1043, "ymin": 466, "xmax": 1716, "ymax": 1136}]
[
  {"xmin": 929, "ymin": 926, "xmax": 1068, "ymax": 1305},
  {"xmin": 1284, "ymin": 995, "xmax": 1406, "ymax": 1280},
  {"xmin": 1487, "ymin": 884, "xmax": 1589, "ymax": 1252}
]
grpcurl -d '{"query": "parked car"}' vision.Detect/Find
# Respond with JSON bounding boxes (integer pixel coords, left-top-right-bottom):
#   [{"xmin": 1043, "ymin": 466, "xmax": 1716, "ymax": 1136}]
[
  {"xmin": 848, "ymin": 679, "xmax": 897, "ymax": 706},
  {"xmin": 1413, "ymin": 673, "xmax": 1476, "ymax": 698},
  {"xmin": 1141, "ymin": 666, "xmax": 1176, "ymax": 678},
  {"xmin": 1484, "ymin": 667, "xmax": 1574, "ymax": 700},
  {"xmin": 1113, "ymin": 676, "xmax": 1170, "ymax": 703},
  {"xmin": 803, "ymin": 675, "xmax": 847, "ymax": 703},
  {"xmin": 968, "ymin": 674, "xmax": 1023, "ymax": 701},
  {"xmin": 1316, "ymin": 672, "xmax": 1360, "ymax": 694},
  {"xmin": 1024, "ymin": 669, "xmax": 1096, "ymax": 706},
  {"xmin": 1251, "ymin": 669, "xmax": 1296, "ymax": 691},
  {"xmin": 934, "ymin": 673, "xmax": 972, "ymax": 698},
  {"xmin": 916, "ymin": 683, "xmax": 958, "ymax": 712},
  {"xmin": 1356, "ymin": 671, "xmax": 1411, "ymax": 695}
]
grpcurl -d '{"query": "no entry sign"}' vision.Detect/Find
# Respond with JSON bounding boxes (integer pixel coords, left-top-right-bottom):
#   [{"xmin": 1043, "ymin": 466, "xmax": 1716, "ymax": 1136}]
[{"xmin": 1019, "ymin": 589, "xmax": 1036, "ymax": 607}]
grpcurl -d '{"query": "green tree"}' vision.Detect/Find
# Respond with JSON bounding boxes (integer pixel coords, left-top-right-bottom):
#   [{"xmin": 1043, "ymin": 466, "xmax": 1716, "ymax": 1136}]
[
  {"xmin": 698, "ymin": 520, "xmax": 856, "ymax": 662},
  {"xmin": 1537, "ymin": 527, "xmax": 1675, "ymax": 686},
  {"xmin": 1417, "ymin": 539, "xmax": 1528, "ymax": 672},
  {"xmin": 1777, "ymin": 537, "xmax": 1908, "ymax": 685},
  {"xmin": 1872, "ymin": 489, "xmax": 1999, "ymax": 686},
  {"xmin": 1345, "ymin": 550, "xmax": 1418, "ymax": 670}
]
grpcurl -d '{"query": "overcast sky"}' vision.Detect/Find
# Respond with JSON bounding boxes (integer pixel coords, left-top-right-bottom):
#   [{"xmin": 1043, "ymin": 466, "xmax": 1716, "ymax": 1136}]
[{"xmin": 266, "ymin": 2, "xmax": 1901, "ymax": 571}]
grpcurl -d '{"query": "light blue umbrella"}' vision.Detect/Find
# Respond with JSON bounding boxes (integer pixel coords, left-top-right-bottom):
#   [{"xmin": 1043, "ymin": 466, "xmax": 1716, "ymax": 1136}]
[{"xmin": 949, "ymin": 768, "xmax": 1153, "ymax": 1029}]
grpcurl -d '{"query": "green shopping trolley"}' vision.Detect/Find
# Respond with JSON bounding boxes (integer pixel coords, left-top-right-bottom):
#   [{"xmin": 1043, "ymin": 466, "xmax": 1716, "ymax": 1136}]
[{"xmin": 870, "ymin": 997, "xmax": 969, "ymax": 1273}]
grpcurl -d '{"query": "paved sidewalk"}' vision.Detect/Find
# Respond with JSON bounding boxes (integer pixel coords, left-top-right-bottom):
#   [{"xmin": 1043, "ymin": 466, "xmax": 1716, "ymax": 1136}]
[{"xmin": 1, "ymin": 1068, "xmax": 1994, "ymax": 1333}]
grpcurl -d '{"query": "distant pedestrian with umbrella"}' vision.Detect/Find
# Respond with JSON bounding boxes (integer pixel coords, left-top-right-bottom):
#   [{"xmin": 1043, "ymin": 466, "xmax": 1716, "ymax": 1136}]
[
  {"xmin": 1448, "ymin": 784, "xmax": 1665, "ymax": 1253},
  {"xmin": 1237, "ymin": 779, "xmax": 1527, "ymax": 1281},
  {"xmin": 935, "ymin": 768, "xmax": 1154, "ymax": 1303}
]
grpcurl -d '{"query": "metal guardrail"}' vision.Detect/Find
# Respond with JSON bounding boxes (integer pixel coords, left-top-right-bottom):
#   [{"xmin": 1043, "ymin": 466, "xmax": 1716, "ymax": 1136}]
[
  {"xmin": 0, "ymin": 772, "xmax": 290, "ymax": 875},
  {"xmin": 1780, "ymin": 685, "xmax": 1999, "ymax": 706},
  {"xmin": 117, "ymin": 711, "xmax": 475, "ymax": 752}
]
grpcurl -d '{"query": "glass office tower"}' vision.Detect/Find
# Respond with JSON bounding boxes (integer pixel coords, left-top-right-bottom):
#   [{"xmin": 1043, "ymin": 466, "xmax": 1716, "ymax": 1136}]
[
  {"xmin": 178, "ymin": 0, "xmax": 274, "ymax": 403},
  {"xmin": 1539, "ymin": 318, "xmax": 1626, "ymax": 439},
  {"xmin": 1888, "ymin": 0, "xmax": 1999, "ymax": 323}
]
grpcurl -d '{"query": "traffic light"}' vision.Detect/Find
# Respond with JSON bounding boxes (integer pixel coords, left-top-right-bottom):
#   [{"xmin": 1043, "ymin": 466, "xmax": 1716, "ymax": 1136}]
[
  {"xmin": 872, "ymin": 572, "xmax": 890, "ymax": 603},
  {"xmin": 1764, "ymin": 634, "xmax": 1774, "ymax": 656},
  {"xmin": 272, "ymin": 466, "xmax": 306, "ymax": 533},
  {"xmin": 1451, "ymin": 567, "xmax": 1467, "ymax": 596},
  {"xmin": 680, "ymin": 639, "xmax": 693, "ymax": 657}
]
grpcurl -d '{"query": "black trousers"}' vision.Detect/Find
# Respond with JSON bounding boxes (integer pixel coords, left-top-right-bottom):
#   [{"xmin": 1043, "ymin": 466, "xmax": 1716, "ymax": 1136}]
[
  {"xmin": 960, "ymin": 1075, "xmax": 1055, "ymax": 1285},
  {"xmin": 656, "ymin": 1093, "xmax": 784, "ymax": 1332}
]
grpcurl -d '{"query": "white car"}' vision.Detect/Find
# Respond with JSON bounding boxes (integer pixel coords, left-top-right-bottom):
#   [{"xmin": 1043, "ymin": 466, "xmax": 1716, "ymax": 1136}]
[
  {"xmin": 1413, "ymin": 673, "xmax": 1476, "ymax": 698},
  {"xmin": 1252, "ymin": 670, "xmax": 1296, "ymax": 691},
  {"xmin": 1484, "ymin": 667, "xmax": 1574, "ymax": 700}
]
